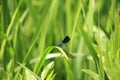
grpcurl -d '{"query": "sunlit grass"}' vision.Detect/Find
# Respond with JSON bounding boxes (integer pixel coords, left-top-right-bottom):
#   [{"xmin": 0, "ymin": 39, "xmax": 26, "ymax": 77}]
[{"xmin": 0, "ymin": 0, "xmax": 120, "ymax": 80}]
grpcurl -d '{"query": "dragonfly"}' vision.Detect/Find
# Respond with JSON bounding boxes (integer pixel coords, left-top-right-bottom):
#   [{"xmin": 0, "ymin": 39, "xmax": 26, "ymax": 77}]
[
  {"xmin": 58, "ymin": 36, "xmax": 70, "ymax": 46},
  {"xmin": 57, "ymin": 36, "xmax": 74, "ymax": 58}
]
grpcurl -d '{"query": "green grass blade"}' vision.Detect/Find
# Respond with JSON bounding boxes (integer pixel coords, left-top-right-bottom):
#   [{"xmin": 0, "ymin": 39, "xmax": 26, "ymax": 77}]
[
  {"xmin": 79, "ymin": 25, "xmax": 99, "ymax": 70},
  {"xmin": 34, "ymin": 46, "xmax": 71, "ymax": 75},
  {"xmin": 33, "ymin": 46, "xmax": 54, "ymax": 74},
  {"xmin": 70, "ymin": 0, "xmax": 82, "ymax": 52},
  {"xmin": 0, "ymin": 1, "xmax": 22, "ymax": 60},
  {"xmin": 106, "ymin": 0, "xmax": 116, "ymax": 32},
  {"xmin": 41, "ymin": 61, "xmax": 54, "ymax": 80},
  {"xmin": 46, "ymin": 70, "xmax": 56, "ymax": 80},
  {"xmin": 82, "ymin": 69, "xmax": 100, "ymax": 80},
  {"xmin": 17, "ymin": 62, "xmax": 41, "ymax": 80}
]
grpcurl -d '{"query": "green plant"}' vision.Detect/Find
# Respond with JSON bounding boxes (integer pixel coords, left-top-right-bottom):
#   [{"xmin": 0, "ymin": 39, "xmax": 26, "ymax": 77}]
[{"xmin": 0, "ymin": 0, "xmax": 120, "ymax": 80}]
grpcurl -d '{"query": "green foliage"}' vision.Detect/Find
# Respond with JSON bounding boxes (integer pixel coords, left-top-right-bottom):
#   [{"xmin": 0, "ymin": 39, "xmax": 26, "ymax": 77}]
[
  {"xmin": 0, "ymin": 0, "xmax": 120, "ymax": 80},
  {"xmin": 82, "ymin": 69, "xmax": 100, "ymax": 80}
]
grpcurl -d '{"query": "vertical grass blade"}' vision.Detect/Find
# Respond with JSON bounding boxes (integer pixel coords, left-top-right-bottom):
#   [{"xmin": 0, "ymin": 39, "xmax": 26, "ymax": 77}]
[
  {"xmin": 0, "ymin": 1, "xmax": 22, "ymax": 60},
  {"xmin": 79, "ymin": 25, "xmax": 99, "ymax": 71},
  {"xmin": 34, "ymin": 46, "xmax": 54, "ymax": 75}
]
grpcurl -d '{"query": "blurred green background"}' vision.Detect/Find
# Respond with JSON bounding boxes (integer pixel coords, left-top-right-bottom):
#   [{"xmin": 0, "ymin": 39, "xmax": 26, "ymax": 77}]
[{"xmin": 0, "ymin": 0, "xmax": 120, "ymax": 80}]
